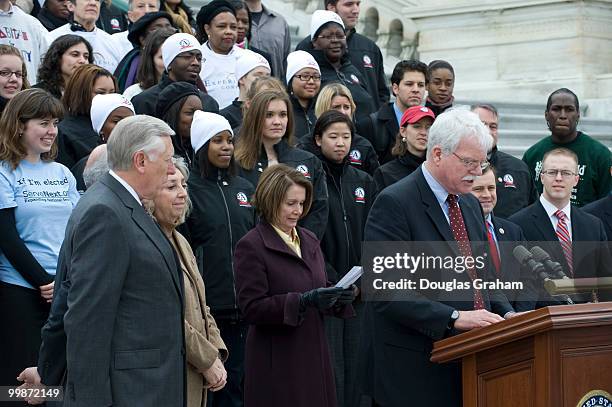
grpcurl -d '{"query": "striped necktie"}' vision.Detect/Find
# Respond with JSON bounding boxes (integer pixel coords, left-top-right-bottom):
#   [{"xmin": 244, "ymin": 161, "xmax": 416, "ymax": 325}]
[{"xmin": 554, "ymin": 209, "xmax": 573, "ymax": 276}]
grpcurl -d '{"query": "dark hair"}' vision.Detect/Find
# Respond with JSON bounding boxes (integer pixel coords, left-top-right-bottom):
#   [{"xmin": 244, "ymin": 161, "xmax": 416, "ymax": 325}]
[
  {"xmin": 324, "ymin": 0, "xmax": 338, "ymax": 7},
  {"xmin": 0, "ymin": 89, "xmax": 64, "ymax": 169},
  {"xmin": 62, "ymin": 64, "xmax": 116, "ymax": 116},
  {"xmin": 546, "ymin": 88, "xmax": 579, "ymax": 112},
  {"xmin": 196, "ymin": 137, "xmax": 237, "ymax": 179},
  {"xmin": 471, "ymin": 103, "xmax": 498, "ymax": 117},
  {"xmin": 391, "ymin": 59, "xmax": 428, "ymax": 86},
  {"xmin": 482, "ymin": 163, "xmax": 496, "ymax": 178},
  {"xmin": 427, "ymin": 60, "xmax": 454, "ymax": 77},
  {"xmin": 312, "ymin": 109, "xmax": 354, "ymax": 148},
  {"xmin": 162, "ymin": 94, "xmax": 191, "ymax": 138},
  {"xmin": 196, "ymin": 0, "xmax": 236, "ymax": 43},
  {"xmin": 228, "ymin": 0, "xmax": 252, "ymax": 40},
  {"xmin": 137, "ymin": 28, "xmax": 174, "ymax": 90},
  {"xmin": 37, "ymin": 35, "xmax": 94, "ymax": 98}
]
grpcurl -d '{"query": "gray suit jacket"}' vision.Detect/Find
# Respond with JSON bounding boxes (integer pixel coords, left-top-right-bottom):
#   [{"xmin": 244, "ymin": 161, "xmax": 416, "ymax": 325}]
[{"xmin": 57, "ymin": 172, "xmax": 185, "ymax": 406}]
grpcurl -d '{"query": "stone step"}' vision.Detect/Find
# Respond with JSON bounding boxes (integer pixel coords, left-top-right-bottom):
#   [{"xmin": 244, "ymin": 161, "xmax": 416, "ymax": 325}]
[{"xmin": 498, "ymin": 114, "xmax": 612, "ymax": 134}]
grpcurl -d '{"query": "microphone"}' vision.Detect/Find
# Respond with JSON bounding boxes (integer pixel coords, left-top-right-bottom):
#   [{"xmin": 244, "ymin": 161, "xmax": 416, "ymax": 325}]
[
  {"xmin": 512, "ymin": 245, "xmax": 548, "ymax": 280},
  {"xmin": 530, "ymin": 246, "xmax": 568, "ymax": 279},
  {"xmin": 512, "ymin": 245, "xmax": 574, "ymax": 305}
]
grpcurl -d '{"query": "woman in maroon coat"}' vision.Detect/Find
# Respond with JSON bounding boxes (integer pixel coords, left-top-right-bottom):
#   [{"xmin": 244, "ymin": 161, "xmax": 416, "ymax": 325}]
[{"xmin": 234, "ymin": 164, "xmax": 356, "ymax": 407}]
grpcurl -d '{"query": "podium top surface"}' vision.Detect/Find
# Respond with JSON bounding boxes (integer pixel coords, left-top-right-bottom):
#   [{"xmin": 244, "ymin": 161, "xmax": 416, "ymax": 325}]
[{"xmin": 431, "ymin": 302, "xmax": 612, "ymax": 363}]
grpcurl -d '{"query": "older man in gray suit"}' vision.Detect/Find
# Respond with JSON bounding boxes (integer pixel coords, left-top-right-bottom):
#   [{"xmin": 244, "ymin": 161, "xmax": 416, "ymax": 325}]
[{"xmin": 52, "ymin": 115, "xmax": 183, "ymax": 406}]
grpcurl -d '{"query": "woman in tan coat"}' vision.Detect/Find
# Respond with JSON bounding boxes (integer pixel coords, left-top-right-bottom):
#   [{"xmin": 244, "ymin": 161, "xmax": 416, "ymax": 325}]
[{"xmin": 150, "ymin": 157, "xmax": 229, "ymax": 407}]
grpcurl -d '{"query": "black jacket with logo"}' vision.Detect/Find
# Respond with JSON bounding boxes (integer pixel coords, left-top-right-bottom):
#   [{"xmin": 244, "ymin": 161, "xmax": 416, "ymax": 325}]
[
  {"xmin": 298, "ymin": 133, "xmax": 379, "ymax": 177},
  {"xmin": 489, "ymin": 147, "xmax": 538, "ymax": 218},
  {"xmin": 186, "ymin": 165, "xmax": 256, "ymax": 316},
  {"xmin": 373, "ymin": 151, "xmax": 425, "ymax": 193},
  {"xmin": 296, "ymin": 29, "xmax": 389, "ymax": 109},
  {"xmin": 307, "ymin": 49, "xmax": 375, "ymax": 122},
  {"xmin": 238, "ymin": 139, "xmax": 329, "ymax": 239},
  {"xmin": 319, "ymin": 157, "xmax": 375, "ymax": 282},
  {"xmin": 96, "ymin": 0, "xmax": 129, "ymax": 34}
]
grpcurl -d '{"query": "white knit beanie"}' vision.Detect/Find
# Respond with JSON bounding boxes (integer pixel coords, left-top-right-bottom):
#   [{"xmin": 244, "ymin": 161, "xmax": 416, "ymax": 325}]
[
  {"xmin": 161, "ymin": 33, "xmax": 201, "ymax": 70},
  {"xmin": 235, "ymin": 50, "xmax": 271, "ymax": 82},
  {"xmin": 310, "ymin": 10, "xmax": 345, "ymax": 40},
  {"xmin": 285, "ymin": 50, "xmax": 321, "ymax": 84},
  {"xmin": 190, "ymin": 111, "xmax": 233, "ymax": 154},
  {"xmin": 90, "ymin": 94, "xmax": 135, "ymax": 136}
]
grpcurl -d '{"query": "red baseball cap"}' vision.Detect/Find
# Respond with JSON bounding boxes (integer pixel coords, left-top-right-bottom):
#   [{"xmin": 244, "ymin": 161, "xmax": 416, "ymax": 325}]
[{"xmin": 400, "ymin": 106, "xmax": 436, "ymax": 127}]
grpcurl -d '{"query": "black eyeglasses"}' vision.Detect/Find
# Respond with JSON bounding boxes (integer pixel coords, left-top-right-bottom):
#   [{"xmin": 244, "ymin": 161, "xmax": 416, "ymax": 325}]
[
  {"xmin": 0, "ymin": 70, "xmax": 23, "ymax": 79},
  {"xmin": 294, "ymin": 74, "xmax": 321, "ymax": 82}
]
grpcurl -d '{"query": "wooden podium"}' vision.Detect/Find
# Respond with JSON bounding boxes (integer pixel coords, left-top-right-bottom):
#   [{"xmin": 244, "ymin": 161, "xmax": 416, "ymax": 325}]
[{"xmin": 431, "ymin": 303, "xmax": 612, "ymax": 407}]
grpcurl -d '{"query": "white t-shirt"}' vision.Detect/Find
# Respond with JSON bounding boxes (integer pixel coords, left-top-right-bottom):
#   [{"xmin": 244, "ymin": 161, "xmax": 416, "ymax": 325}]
[
  {"xmin": 123, "ymin": 82, "xmax": 143, "ymax": 100},
  {"xmin": 0, "ymin": 5, "xmax": 49, "ymax": 82},
  {"xmin": 200, "ymin": 43, "xmax": 243, "ymax": 109},
  {"xmin": 112, "ymin": 30, "xmax": 133, "ymax": 61},
  {"xmin": 48, "ymin": 24, "xmax": 122, "ymax": 73}
]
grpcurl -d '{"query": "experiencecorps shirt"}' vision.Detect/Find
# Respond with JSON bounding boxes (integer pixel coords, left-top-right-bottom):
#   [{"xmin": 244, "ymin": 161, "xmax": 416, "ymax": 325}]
[
  {"xmin": 200, "ymin": 43, "xmax": 244, "ymax": 109},
  {"xmin": 0, "ymin": 160, "xmax": 80, "ymax": 289}
]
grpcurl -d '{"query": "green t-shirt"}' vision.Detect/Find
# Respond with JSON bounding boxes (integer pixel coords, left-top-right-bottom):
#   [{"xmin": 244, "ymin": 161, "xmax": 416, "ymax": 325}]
[{"xmin": 522, "ymin": 132, "xmax": 612, "ymax": 207}]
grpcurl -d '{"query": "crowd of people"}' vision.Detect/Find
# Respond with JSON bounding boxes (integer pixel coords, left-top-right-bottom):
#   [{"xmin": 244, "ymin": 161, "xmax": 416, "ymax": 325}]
[{"xmin": 0, "ymin": 0, "xmax": 611, "ymax": 406}]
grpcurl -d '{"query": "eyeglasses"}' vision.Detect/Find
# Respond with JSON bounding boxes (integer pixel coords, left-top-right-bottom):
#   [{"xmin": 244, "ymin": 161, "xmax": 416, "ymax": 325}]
[
  {"xmin": 0, "ymin": 70, "xmax": 23, "ymax": 79},
  {"xmin": 452, "ymin": 152, "xmax": 489, "ymax": 171},
  {"xmin": 541, "ymin": 169, "xmax": 576, "ymax": 178},
  {"xmin": 294, "ymin": 74, "xmax": 321, "ymax": 82},
  {"xmin": 317, "ymin": 34, "xmax": 346, "ymax": 41}
]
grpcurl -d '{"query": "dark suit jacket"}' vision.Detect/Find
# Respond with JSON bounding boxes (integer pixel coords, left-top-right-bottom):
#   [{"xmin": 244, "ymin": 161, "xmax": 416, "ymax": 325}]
[
  {"xmin": 44, "ymin": 173, "xmax": 185, "ymax": 406},
  {"xmin": 509, "ymin": 200, "xmax": 612, "ymax": 307},
  {"xmin": 362, "ymin": 167, "xmax": 513, "ymax": 406},
  {"xmin": 489, "ymin": 215, "xmax": 536, "ymax": 308},
  {"xmin": 583, "ymin": 194, "xmax": 612, "ymax": 240}
]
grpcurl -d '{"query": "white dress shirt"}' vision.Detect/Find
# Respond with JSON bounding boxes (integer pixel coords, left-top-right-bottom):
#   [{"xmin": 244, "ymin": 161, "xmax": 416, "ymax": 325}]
[{"xmin": 539, "ymin": 195, "xmax": 572, "ymax": 240}]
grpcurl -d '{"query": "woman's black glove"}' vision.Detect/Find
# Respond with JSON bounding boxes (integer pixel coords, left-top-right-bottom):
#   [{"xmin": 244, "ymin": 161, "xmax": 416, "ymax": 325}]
[
  {"xmin": 336, "ymin": 285, "xmax": 357, "ymax": 305},
  {"xmin": 300, "ymin": 287, "xmax": 344, "ymax": 311}
]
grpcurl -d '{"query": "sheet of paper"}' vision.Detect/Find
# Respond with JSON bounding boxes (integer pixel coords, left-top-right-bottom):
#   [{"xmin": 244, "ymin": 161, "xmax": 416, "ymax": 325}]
[{"xmin": 335, "ymin": 266, "xmax": 363, "ymax": 289}]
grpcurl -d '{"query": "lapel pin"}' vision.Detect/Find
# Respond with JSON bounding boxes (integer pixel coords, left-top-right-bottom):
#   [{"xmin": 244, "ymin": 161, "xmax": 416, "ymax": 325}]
[{"xmin": 499, "ymin": 228, "xmax": 505, "ymax": 235}]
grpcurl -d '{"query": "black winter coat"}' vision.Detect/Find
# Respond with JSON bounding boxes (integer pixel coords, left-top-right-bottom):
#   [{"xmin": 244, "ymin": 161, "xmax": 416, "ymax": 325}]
[
  {"xmin": 56, "ymin": 114, "xmax": 99, "ymax": 170},
  {"xmin": 319, "ymin": 158, "xmax": 375, "ymax": 283},
  {"xmin": 219, "ymin": 99, "xmax": 243, "ymax": 129},
  {"xmin": 308, "ymin": 49, "xmax": 375, "ymax": 121},
  {"xmin": 290, "ymin": 94, "xmax": 316, "ymax": 141},
  {"xmin": 296, "ymin": 29, "xmax": 389, "ymax": 109},
  {"xmin": 373, "ymin": 151, "xmax": 425, "ymax": 193},
  {"xmin": 489, "ymin": 147, "xmax": 538, "ymax": 219},
  {"xmin": 131, "ymin": 73, "xmax": 219, "ymax": 116},
  {"xmin": 298, "ymin": 133, "xmax": 379, "ymax": 176},
  {"xmin": 238, "ymin": 139, "xmax": 329, "ymax": 239},
  {"xmin": 186, "ymin": 166, "xmax": 256, "ymax": 315},
  {"xmin": 356, "ymin": 102, "xmax": 398, "ymax": 164}
]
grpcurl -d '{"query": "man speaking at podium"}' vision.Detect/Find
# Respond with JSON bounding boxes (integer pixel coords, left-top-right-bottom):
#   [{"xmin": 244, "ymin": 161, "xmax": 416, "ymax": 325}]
[{"xmin": 362, "ymin": 109, "xmax": 515, "ymax": 406}]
